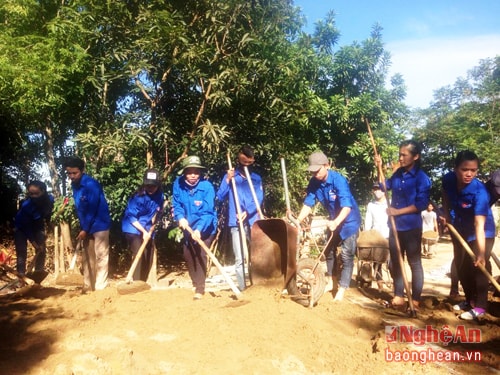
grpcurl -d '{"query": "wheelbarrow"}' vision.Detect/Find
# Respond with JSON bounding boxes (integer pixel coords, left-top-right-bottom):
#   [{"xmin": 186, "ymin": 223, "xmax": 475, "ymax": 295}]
[
  {"xmin": 422, "ymin": 230, "xmax": 439, "ymax": 258},
  {"xmin": 356, "ymin": 229, "xmax": 390, "ymax": 290},
  {"xmin": 242, "ymin": 165, "xmax": 298, "ymax": 289},
  {"xmin": 246, "ymin": 161, "xmax": 325, "ymax": 307},
  {"xmin": 250, "ymin": 218, "xmax": 298, "ymax": 288}
]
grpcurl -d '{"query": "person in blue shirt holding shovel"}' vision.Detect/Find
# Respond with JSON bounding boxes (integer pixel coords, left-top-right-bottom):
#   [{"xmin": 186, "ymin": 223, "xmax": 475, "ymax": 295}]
[
  {"xmin": 375, "ymin": 140, "xmax": 431, "ymax": 312},
  {"xmin": 14, "ymin": 180, "xmax": 54, "ymax": 277},
  {"xmin": 442, "ymin": 150, "xmax": 495, "ymax": 321},
  {"xmin": 172, "ymin": 155, "xmax": 217, "ymax": 300},
  {"xmin": 122, "ymin": 169, "xmax": 165, "ymax": 282},
  {"xmin": 64, "ymin": 156, "xmax": 111, "ymax": 291},
  {"xmin": 217, "ymin": 145, "xmax": 263, "ymax": 291},
  {"xmin": 295, "ymin": 151, "xmax": 361, "ymax": 302}
]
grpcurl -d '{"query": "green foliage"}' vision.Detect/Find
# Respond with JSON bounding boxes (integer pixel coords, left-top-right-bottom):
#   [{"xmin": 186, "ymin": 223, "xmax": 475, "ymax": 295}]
[
  {"xmin": 9, "ymin": 0, "xmax": 497, "ymax": 255},
  {"xmin": 414, "ymin": 57, "xmax": 500, "ymax": 201}
]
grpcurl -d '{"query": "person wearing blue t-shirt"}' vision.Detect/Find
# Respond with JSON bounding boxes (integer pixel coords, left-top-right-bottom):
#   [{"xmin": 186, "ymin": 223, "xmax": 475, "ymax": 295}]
[
  {"xmin": 122, "ymin": 169, "xmax": 165, "ymax": 282},
  {"xmin": 296, "ymin": 151, "xmax": 361, "ymax": 302},
  {"xmin": 216, "ymin": 145, "xmax": 263, "ymax": 291},
  {"xmin": 485, "ymin": 169, "xmax": 500, "ymax": 207},
  {"xmin": 64, "ymin": 156, "xmax": 111, "ymax": 291},
  {"xmin": 172, "ymin": 156, "xmax": 217, "ymax": 300},
  {"xmin": 14, "ymin": 180, "xmax": 54, "ymax": 276},
  {"xmin": 376, "ymin": 140, "xmax": 431, "ymax": 312},
  {"xmin": 442, "ymin": 150, "xmax": 495, "ymax": 321}
]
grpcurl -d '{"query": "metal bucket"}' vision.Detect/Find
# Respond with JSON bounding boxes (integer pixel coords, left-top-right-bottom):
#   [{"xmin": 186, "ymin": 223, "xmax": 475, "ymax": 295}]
[{"xmin": 250, "ymin": 218, "xmax": 298, "ymax": 287}]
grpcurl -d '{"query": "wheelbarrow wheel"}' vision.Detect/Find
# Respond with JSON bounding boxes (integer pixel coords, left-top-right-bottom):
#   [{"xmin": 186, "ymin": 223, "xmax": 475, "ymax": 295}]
[{"xmin": 286, "ymin": 257, "xmax": 326, "ymax": 307}]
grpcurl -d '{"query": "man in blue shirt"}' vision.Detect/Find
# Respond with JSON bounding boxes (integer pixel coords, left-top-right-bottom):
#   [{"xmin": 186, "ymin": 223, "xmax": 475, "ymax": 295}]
[
  {"xmin": 64, "ymin": 156, "xmax": 111, "ymax": 291},
  {"xmin": 296, "ymin": 151, "xmax": 361, "ymax": 301},
  {"xmin": 217, "ymin": 145, "xmax": 263, "ymax": 291}
]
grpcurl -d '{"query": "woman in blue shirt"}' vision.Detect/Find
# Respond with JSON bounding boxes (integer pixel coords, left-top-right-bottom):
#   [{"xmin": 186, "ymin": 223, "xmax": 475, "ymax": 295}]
[
  {"xmin": 14, "ymin": 180, "xmax": 54, "ymax": 276},
  {"xmin": 122, "ymin": 169, "xmax": 164, "ymax": 281},
  {"xmin": 442, "ymin": 150, "xmax": 495, "ymax": 320},
  {"xmin": 377, "ymin": 140, "xmax": 431, "ymax": 311},
  {"xmin": 172, "ymin": 156, "xmax": 217, "ymax": 300}
]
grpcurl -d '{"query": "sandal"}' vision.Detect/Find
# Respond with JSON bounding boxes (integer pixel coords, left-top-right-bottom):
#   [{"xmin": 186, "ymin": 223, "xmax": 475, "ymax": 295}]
[
  {"xmin": 387, "ymin": 298, "xmax": 407, "ymax": 312},
  {"xmin": 453, "ymin": 301, "xmax": 472, "ymax": 311},
  {"xmin": 459, "ymin": 308, "xmax": 485, "ymax": 321}
]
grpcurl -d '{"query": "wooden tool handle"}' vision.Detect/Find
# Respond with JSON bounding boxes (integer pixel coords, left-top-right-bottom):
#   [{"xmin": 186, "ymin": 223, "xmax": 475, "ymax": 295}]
[
  {"xmin": 447, "ymin": 223, "xmax": 500, "ymax": 293},
  {"xmin": 184, "ymin": 225, "xmax": 242, "ymax": 298}
]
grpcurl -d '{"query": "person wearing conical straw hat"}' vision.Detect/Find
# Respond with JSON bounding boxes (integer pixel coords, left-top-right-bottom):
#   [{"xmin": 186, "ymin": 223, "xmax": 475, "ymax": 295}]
[{"xmin": 172, "ymin": 156, "xmax": 217, "ymax": 300}]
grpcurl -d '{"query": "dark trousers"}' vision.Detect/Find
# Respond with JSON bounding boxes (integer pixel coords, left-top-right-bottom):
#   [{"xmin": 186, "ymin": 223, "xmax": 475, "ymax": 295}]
[
  {"xmin": 451, "ymin": 236, "xmax": 492, "ymax": 298},
  {"xmin": 14, "ymin": 229, "xmax": 46, "ymax": 274},
  {"xmin": 456, "ymin": 237, "xmax": 493, "ymax": 309},
  {"xmin": 125, "ymin": 233, "xmax": 154, "ymax": 281},
  {"xmin": 183, "ymin": 234, "xmax": 214, "ymax": 294},
  {"xmin": 389, "ymin": 228, "xmax": 424, "ymax": 302}
]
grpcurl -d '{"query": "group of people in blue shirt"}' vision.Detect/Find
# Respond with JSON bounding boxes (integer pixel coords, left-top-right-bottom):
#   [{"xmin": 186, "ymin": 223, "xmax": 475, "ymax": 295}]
[
  {"xmin": 283, "ymin": 142, "xmax": 496, "ymax": 321},
  {"xmin": 13, "ymin": 143, "xmax": 499, "ymax": 319},
  {"xmin": 13, "ymin": 157, "xmax": 112, "ymax": 291}
]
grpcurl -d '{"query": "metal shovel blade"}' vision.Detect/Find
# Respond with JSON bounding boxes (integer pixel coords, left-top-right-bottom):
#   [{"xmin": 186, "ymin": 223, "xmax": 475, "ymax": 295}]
[{"xmin": 26, "ymin": 270, "xmax": 49, "ymax": 284}]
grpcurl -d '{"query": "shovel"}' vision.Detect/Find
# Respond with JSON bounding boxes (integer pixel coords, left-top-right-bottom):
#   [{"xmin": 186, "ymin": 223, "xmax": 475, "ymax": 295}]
[
  {"xmin": 117, "ymin": 199, "xmax": 168, "ymax": 294},
  {"xmin": 117, "ymin": 226, "xmax": 156, "ymax": 295},
  {"xmin": 227, "ymin": 152, "xmax": 250, "ymax": 289},
  {"xmin": 184, "ymin": 225, "xmax": 242, "ymax": 299},
  {"xmin": 0, "ymin": 263, "xmax": 35, "ymax": 287},
  {"xmin": 366, "ymin": 117, "xmax": 417, "ymax": 318},
  {"xmin": 55, "ymin": 241, "xmax": 84, "ymax": 286},
  {"xmin": 25, "ymin": 241, "xmax": 49, "ymax": 284},
  {"xmin": 446, "ymin": 223, "xmax": 500, "ymax": 293}
]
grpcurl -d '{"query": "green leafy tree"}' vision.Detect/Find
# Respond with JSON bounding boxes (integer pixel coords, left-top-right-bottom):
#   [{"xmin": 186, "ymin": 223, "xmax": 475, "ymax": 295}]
[{"xmin": 414, "ymin": 57, "xmax": 500, "ymax": 200}]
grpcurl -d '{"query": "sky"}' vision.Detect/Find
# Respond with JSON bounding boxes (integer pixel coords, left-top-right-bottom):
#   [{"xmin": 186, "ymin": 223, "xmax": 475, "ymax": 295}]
[{"xmin": 293, "ymin": 0, "xmax": 500, "ymax": 108}]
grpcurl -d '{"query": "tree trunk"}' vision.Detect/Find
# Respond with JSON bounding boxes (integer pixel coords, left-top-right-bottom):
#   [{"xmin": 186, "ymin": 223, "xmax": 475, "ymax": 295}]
[
  {"xmin": 58, "ymin": 229, "xmax": 66, "ymax": 273},
  {"xmin": 60, "ymin": 222, "xmax": 74, "ymax": 266},
  {"xmin": 54, "ymin": 226, "xmax": 59, "ymax": 276},
  {"xmin": 44, "ymin": 117, "xmax": 61, "ymax": 198}
]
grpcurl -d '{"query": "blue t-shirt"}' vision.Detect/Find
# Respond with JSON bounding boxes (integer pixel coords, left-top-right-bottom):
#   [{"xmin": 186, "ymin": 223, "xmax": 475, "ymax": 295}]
[
  {"xmin": 71, "ymin": 174, "xmax": 111, "ymax": 234},
  {"xmin": 122, "ymin": 189, "xmax": 164, "ymax": 236},
  {"xmin": 14, "ymin": 195, "xmax": 54, "ymax": 239},
  {"xmin": 172, "ymin": 176, "xmax": 217, "ymax": 237},
  {"xmin": 216, "ymin": 169, "xmax": 263, "ymax": 227},
  {"xmin": 303, "ymin": 170, "xmax": 361, "ymax": 240},
  {"xmin": 385, "ymin": 166, "xmax": 431, "ymax": 231},
  {"xmin": 442, "ymin": 171, "xmax": 495, "ymax": 241}
]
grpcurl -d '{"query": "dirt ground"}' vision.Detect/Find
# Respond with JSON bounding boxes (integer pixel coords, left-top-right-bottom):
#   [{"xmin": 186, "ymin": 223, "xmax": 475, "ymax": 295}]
[{"xmin": 0, "ymin": 236, "xmax": 499, "ymax": 375}]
